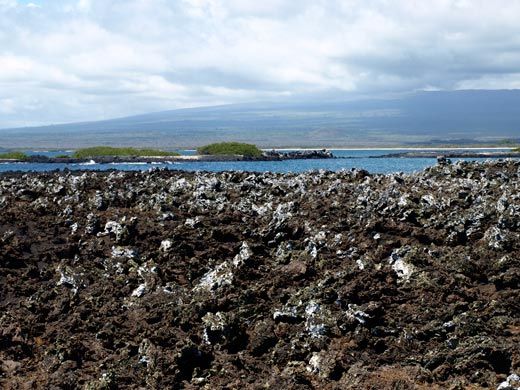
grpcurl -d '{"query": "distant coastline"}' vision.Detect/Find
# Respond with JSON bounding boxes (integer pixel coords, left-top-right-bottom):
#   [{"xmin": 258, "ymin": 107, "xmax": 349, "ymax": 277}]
[
  {"xmin": 178, "ymin": 146, "xmax": 515, "ymax": 153},
  {"xmin": 269, "ymin": 147, "xmax": 514, "ymax": 151}
]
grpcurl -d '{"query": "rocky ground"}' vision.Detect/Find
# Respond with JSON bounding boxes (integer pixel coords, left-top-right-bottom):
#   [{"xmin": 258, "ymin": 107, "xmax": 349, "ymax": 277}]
[{"xmin": 0, "ymin": 161, "xmax": 519, "ymax": 389}]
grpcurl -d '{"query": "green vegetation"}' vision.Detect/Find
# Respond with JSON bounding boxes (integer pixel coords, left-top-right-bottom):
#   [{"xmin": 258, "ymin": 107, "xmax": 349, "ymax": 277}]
[
  {"xmin": 54, "ymin": 154, "xmax": 71, "ymax": 158},
  {"xmin": 73, "ymin": 146, "xmax": 180, "ymax": 158},
  {"xmin": 0, "ymin": 151, "xmax": 27, "ymax": 160},
  {"xmin": 197, "ymin": 142, "xmax": 263, "ymax": 157}
]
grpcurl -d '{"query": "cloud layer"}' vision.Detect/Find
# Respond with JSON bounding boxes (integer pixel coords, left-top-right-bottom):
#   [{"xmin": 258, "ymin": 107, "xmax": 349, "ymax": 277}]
[{"xmin": 1, "ymin": 0, "xmax": 520, "ymax": 127}]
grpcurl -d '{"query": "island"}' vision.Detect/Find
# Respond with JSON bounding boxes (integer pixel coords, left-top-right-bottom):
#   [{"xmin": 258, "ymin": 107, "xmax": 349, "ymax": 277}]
[{"xmin": 0, "ymin": 143, "xmax": 335, "ymax": 163}]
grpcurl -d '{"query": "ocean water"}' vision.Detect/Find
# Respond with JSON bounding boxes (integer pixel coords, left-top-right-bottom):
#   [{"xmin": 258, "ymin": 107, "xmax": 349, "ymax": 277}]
[{"xmin": 0, "ymin": 149, "xmax": 516, "ymax": 174}]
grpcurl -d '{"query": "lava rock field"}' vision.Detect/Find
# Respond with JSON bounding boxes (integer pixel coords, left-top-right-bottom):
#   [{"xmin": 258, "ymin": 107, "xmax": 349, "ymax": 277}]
[{"xmin": 1, "ymin": 161, "xmax": 519, "ymax": 389}]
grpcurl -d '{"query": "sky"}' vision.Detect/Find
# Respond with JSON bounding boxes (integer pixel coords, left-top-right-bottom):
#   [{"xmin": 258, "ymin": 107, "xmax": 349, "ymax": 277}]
[{"xmin": 1, "ymin": 0, "xmax": 520, "ymax": 128}]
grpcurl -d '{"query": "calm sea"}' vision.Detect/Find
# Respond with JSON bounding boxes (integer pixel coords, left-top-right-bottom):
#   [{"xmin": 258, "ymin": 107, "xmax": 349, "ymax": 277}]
[{"xmin": 0, "ymin": 149, "xmax": 515, "ymax": 174}]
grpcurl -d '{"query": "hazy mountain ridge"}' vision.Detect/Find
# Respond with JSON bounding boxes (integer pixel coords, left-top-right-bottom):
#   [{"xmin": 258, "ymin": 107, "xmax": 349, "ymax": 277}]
[{"xmin": 1, "ymin": 90, "xmax": 519, "ymax": 148}]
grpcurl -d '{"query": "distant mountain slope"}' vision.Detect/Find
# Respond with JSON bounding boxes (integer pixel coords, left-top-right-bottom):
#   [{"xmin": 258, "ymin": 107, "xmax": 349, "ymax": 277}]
[{"xmin": 1, "ymin": 90, "xmax": 520, "ymax": 148}]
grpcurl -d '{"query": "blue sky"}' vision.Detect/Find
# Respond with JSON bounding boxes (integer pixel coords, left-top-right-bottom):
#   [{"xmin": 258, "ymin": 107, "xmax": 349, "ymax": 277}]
[{"xmin": 1, "ymin": 0, "xmax": 520, "ymax": 128}]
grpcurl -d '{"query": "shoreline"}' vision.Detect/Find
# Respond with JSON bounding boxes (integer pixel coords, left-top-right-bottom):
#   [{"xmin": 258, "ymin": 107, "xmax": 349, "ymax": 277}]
[
  {"xmin": 267, "ymin": 147, "xmax": 514, "ymax": 151},
  {"xmin": 0, "ymin": 149, "xmax": 334, "ymax": 164}
]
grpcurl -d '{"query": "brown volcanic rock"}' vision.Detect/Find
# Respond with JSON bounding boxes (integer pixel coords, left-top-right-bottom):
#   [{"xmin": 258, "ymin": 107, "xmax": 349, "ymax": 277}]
[{"xmin": 0, "ymin": 161, "xmax": 519, "ymax": 389}]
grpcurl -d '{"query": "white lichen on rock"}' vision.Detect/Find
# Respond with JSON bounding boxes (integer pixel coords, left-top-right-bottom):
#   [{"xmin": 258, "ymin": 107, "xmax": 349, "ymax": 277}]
[
  {"xmin": 56, "ymin": 266, "xmax": 81, "ymax": 295},
  {"xmin": 185, "ymin": 217, "xmax": 201, "ymax": 228},
  {"xmin": 111, "ymin": 246, "xmax": 137, "ymax": 259},
  {"xmin": 346, "ymin": 304, "xmax": 371, "ymax": 325},
  {"xmin": 497, "ymin": 373, "xmax": 520, "ymax": 390},
  {"xmin": 484, "ymin": 226, "xmax": 513, "ymax": 250},
  {"xmin": 356, "ymin": 258, "xmax": 366, "ymax": 270},
  {"xmin": 130, "ymin": 262, "xmax": 158, "ymax": 298},
  {"xmin": 195, "ymin": 261, "xmax": 233, "ymax": 292},
  {"xmin": 306, "ymin": 353, "xmax": 322, "ymax": 374},
  {"xmin": 201, "ymin": 312, "xmax": 227, "ymax": 344},
  {"xmin": 233, "ymin": 242, "xmax": 252, "ymax": 267},
  {"xmin": 102, "ymin": 221, "xmax": 123, "ymax": 237},
  {"xmin": 304, "ymin": 301, "xmax": 328, "ymax": 338},
  {"xmin": 70, "ymin": 222, "xmax": 79, "ymax": 234},
  {"xmin": 273, "ymin": 306, "xmax": 300, "ymax": 322},
  {"xmin": 131, "ymin": 283, "xmax": 147, "ymax": 298},
  {"xmin": 388, "ymin": 247, "xmax": 415, "ymax": 281},
  {"xmin": 138, "ymin": 338, "xmax": 155, "ymax": 367},
  {"xmin": 160, "ymin": 239, "xmax": 172, "ymax": 252}
]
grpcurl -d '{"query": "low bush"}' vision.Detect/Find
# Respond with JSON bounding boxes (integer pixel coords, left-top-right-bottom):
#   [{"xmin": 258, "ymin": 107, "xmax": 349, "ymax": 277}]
[
  {"xmin": 73, "ymin": 146, "xmax": 180, "ymax": 158},
  {"xmin": 0, "ymin": 151, "xmax": 27, "ymax": 160},
  {"xmin": 197, "ymin": 142, "xmax": 262, "ymax": 157}
]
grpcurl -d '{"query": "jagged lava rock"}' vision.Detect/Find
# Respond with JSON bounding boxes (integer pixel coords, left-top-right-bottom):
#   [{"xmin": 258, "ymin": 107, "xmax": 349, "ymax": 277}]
[{"xmin": 0, "ymin": 161, "xmax": 519, "ymax": 389}]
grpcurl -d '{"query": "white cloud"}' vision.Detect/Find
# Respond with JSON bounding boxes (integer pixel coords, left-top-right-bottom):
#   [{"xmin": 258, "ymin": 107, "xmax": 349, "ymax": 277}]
[
  {"xmin": 77, "ymin": 0, "xmax": 92, "ymax": 12},
  {"xmin": 0, "ymin": 0, "xmax": 16, "ymax": 6},
  {"xmin": 1, "ymin": 0, "xmax": 520, "ymax": 127},
  {"xmin": 456, "ymin": 74, "xmax": 520, "ymax": 90}
]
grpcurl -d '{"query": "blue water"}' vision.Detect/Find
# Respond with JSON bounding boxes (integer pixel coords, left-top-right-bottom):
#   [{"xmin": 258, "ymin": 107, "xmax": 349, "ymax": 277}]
[{"xmin": 0, "ymin": 149, "xmax": 515, "ymax": 174}]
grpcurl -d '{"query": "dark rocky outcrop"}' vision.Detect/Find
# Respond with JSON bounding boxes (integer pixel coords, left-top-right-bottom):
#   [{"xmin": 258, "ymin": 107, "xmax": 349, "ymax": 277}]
[
  {"xmin": 0, "ymin": 161, "xmax": 519, "ymax": 388},
  {"xmin": 262, "ymin": 149, "xmax": 334, "ymax": 160}
]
